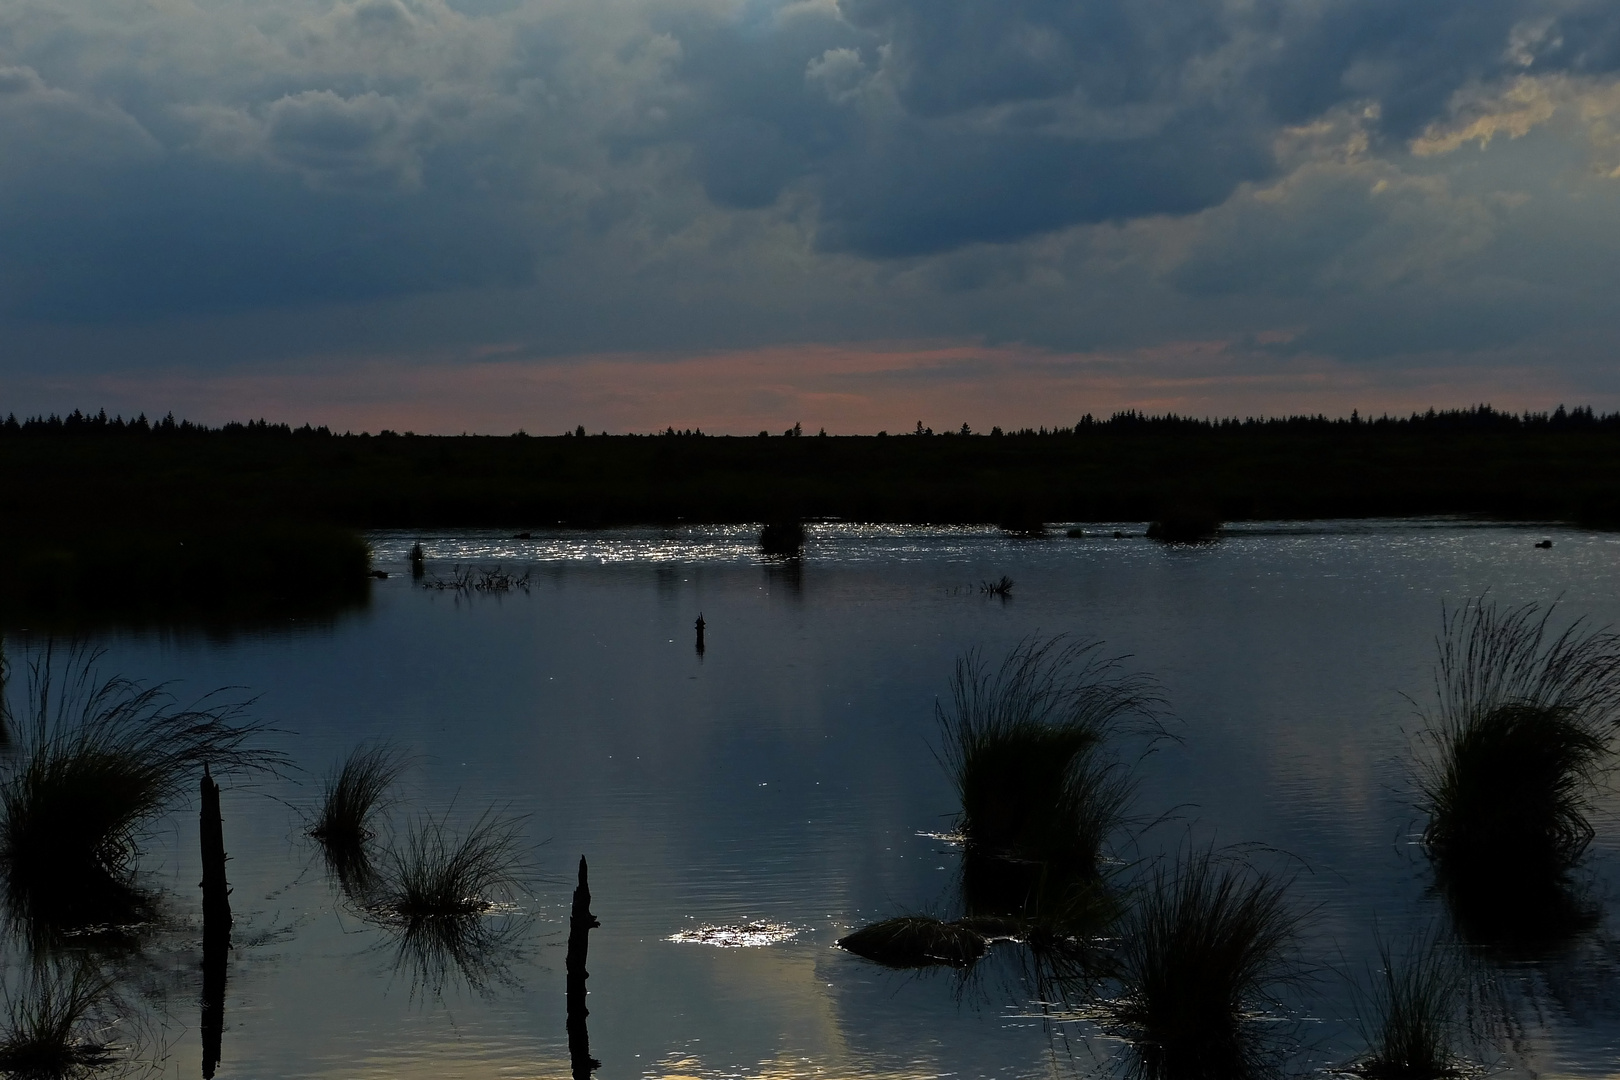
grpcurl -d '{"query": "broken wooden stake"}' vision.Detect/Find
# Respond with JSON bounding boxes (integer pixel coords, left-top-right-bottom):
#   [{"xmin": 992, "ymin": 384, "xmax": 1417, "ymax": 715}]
[
  {"xmin": 566, "ymin": 855, "xmax": 601, "ymax": 1080},
  {"xmin": 200, "ymin": 767, "xmax": 231, "ymax": 1079}
]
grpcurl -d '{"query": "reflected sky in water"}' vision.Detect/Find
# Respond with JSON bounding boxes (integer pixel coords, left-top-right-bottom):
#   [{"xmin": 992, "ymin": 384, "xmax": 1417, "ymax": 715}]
[{"xmin": 15, "ymin": 520, "xmax": 1620, "ymax": 1078}]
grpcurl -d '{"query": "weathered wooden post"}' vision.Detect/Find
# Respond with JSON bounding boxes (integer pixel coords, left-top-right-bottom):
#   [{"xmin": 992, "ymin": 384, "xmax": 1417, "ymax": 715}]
[
  {"xmin": 200, "ymin": 766, "xmax": 231, "ymax": 1079},
  {"xmin": 566, "ymin": 856, "xmax": 601, "ymax": 1080}
]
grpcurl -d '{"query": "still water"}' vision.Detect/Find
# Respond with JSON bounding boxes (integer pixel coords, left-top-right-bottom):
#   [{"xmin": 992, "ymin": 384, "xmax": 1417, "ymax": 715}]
[{"xmin": 14, "ymin": 520, "xmax": 1620, "ymax": 1078}]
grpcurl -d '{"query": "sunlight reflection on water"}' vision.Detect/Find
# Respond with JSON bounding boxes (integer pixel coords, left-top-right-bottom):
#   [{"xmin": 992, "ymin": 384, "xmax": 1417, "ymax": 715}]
[{"xmin": 13, "ymin": 518, "xmax": 1619, "ymax": 1079}]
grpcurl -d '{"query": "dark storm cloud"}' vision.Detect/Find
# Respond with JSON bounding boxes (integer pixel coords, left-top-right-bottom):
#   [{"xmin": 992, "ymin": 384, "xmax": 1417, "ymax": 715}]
[
  {"xmin": 1, "ymin": 0, "xmax": 1620, "ymax": 383},
  {"xmin": 656, "ymin": 0, "xmax": 1620, "ymax": 259},
  {"xmin": 0, "ymin": 162, "xmax": 531, "ymax": 321},
  {"xmin": 665, "ymin": 0, "xmax": 1276, "ymax": 254}
]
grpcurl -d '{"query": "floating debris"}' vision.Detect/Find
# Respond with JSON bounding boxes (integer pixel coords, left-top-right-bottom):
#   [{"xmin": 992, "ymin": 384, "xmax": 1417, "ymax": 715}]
[{"xmin": 668, "ymin": 922, "xmax": 799, "ymax": 947}]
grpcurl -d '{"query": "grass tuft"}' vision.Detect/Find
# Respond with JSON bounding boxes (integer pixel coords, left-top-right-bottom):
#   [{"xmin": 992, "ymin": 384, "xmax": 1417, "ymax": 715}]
[
  {"xmin": 1113, "ymin": 847, "xmax": 1301, "ymax": 1077},
  {"xmin": 310, "ymin": 742, "xmax": 407, "ymax": 897},
  {"xmin": 1352, "ymin": 928, "xmax": 1474, "ymax": 1080},
  {"xmin": 1418, "ymin": 600, "xmax": 1620, "ymax": 893},
  {"xmin": 939, "ymin": 637, "xmax": 1160, "ymax": 909},
  {"xmin": 0, "ymin": 962, "xmax": 115, "ymax": 1079},
  {"xmin": 0, "ymin": 644, "xmax": 274, "ymax": 933},
  {"xmin": 759, "ymin": 521, "xmax": 805, "ymax": 557},
  {"xmin": 422, "ymin": 565, "xmax": 531, "ymax": 593},
  {"xmin": 370, "ymin": 809, "xmax": 531, "ymax": 994},
  {"xmin": 979, "ymin": 576, "xmax": 1015, "ymax": 597},
  {"xmin": 1145, "ymin": 508, "xmax": 1222, "ymax": 544}
]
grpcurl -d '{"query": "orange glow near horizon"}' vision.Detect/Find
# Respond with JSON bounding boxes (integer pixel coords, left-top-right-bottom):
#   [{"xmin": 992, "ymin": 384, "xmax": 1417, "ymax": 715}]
[{"xmin": 24, "ymin": 340, "xmax": 1590, "ymax": 435}]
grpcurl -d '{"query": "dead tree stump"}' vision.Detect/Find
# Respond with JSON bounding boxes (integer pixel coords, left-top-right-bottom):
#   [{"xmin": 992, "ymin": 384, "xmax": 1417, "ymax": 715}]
[
  {"xmin": 200, "ymin": 767, "xmax": 230, "ymax": 1079},
  {"xmin": 566, "ymin": 856, "xmax": 601, "ymax": 1079}
]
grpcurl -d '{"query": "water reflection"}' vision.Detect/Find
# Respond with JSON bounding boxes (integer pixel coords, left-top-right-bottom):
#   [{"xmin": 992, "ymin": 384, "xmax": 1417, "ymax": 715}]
[{"xmin": 0, "ymin": 523, "xmax": 1616, "ymax": 1078}]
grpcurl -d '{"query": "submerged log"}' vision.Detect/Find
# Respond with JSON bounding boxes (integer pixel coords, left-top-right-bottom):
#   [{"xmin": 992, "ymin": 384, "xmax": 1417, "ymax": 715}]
[{"xmin": 566, "ymin": 856, "xmax": 601, "ymax": 1080}]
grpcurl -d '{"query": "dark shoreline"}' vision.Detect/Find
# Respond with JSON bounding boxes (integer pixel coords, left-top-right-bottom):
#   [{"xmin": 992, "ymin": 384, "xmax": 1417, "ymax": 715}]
[
  {"xmin": 5, "ymin": 405, "xmax": 1620, "ymax": 530},
  {"xmin": 2, "ymin": 404, "xmax": 1615, "ymax": 626}
]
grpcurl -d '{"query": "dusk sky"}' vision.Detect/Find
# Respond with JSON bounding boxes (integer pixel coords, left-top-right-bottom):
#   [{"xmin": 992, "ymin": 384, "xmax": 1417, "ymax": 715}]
[{"xmin": 4, "ymin": 0, "xmax": 1620, "ymax": 433}]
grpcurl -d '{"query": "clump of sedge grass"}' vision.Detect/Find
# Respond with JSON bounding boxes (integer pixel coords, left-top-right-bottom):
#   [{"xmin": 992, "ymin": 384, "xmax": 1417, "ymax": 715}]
[
  {"xmin": 1145, "ymin": 508, "xmax": 1222, "ymax": 544},
  {"xmin": 422, "ymin": 565, "xmax": 531, "ymax": 593},
  {"xmin": 310, "ymin": 742, "xmax": 407, "ymax": 898},
  {"xmin": 0, "ymin": 645, "xmax": 273, "ymax": 932},
  {"xmin": 939, "ymin": 637, "xmax": 1160, "ymax": 904},
  {"xmin": 371, "ymin": 809, "xmax": 531, "ymax": 994},
  {"xmin": 1418, "ymin": 600, "xmax": 1620, "ymax": 890},
  {"xmin": 837, "ymin": 916, "xmax": 989, "ymax": 969},
  {"xmin": 1352, "ymin": 928, "xmax": 1474, "ymax": 1080},
  {"xmin": 759, "ymin": 521, "xmax": 805, "ymax": 557},
  {"xmin": 979, "ymin": 576, "xmax": 1015, "ymax": 597},
  {"xmin": 0, "ymin": 962, "xmax": 115, "ymax": 1079},
  {"xmin": 1113, "ymin": 848, "xmax": 1301, "ymax": 1078}
]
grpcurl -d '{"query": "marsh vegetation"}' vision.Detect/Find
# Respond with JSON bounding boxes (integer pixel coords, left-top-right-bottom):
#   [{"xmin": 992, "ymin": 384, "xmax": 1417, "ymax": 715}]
[
  {"xmin": 310, "ymin": 742, "xmax": 408, "ymax": 897},
  {"xmin": 421, "ymin": 566, "xmax": 532, "ymax": 594},
  {"xmin": 368, "ymin": 810, "xmax": 533, "ymax": 994},
  {"xmin": 1417, "ymin": 599, "xmax": 1620, "ymax": 941},
  {"xmin": 1350, "ymin": 928, "xmax": 1478, "ymax": 1080},
  {"xmin": 940, "ymin": 638, "xmax": 1159, "ymax": 923},
  {"xmin": 1110, "ymin": 848, "xmax": 1301, "ymax": 1078},
  {"xmin": 759, "ymin": 521, "xmax": 806, "ymax": 557},
  {"xmin": 0, "ymin": 647, "xmax": 273, "ymax": 937},
  {"xmin": 0, "ymin": 961, "xmax": 116, "ymax": 1080}
]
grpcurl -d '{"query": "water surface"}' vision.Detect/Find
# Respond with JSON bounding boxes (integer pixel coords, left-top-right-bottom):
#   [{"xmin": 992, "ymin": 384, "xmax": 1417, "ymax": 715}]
[{"xmin": 12, "ymin": 519, "xmax": 1620, "ymax": 1078}]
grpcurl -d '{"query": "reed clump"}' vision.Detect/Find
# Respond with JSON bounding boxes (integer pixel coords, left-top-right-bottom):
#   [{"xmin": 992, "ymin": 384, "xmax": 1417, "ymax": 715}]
[
  {"xmin": 979, "ymin": 576, "xmax": 1014, "ymax": 597},
  {"xmin": 310, "ymin": 742, "xmax": 407, "ymax": 897},
  {"xmin": 759, "ymin": 521, "xmax": 805, "ymax": 557},
  {"xmin": 379, "ymin": 809, "xmax": 526, "ymax": 919},
  {"xmin": 940, "ymin": 638, "xmax": 1159, "ymax": 909},
  {"xmin": 0, "ymin": 962, "xmax": 114, "ymax": 1079},
  {"xmin": 371, "ymin": 809, "xmax": 531, "ymax": 994},
  {"xmin": 422, "ymin": 565, "xmax": 531, "ymax": 593},
  {"xmin": 1145, "ymin": 509, "xmax": 1222, "ymax": 544},
  {"xmin": 1418, "ymin": 601, "xmax": 1620, "ymax": 893},
  {"xmin": 311, "ymin": 743, "xmax": 406, "ymax": 849},
  {"xmin": 837, "ymin": 916, "xmax": 989, "ymax": 969},
  {"xmin": 1352, "ymin": 929, "xmax": 1473, "ymax": 1080},
  {"xmin": 1113, "ymin": 848, "xmax": 1300, "ymax": 1077},
  {"xmin": 0, "ymin": 646, "xmax": 272, "ymax": 931}
]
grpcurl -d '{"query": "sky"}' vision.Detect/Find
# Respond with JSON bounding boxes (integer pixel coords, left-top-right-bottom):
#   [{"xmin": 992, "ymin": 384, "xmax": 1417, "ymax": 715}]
[{"xmin": 3, "ymin": 0, "xmax": 1620, "ymax": 433}]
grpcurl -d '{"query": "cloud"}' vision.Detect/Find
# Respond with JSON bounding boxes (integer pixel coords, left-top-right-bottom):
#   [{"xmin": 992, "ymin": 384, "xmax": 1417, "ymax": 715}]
[
  {"xmin": 4, "ymin": 0, "xmax": 1620, "ymax": 419},
  {"xmin": 186, "ymin": 89, "xmax": 423, "ymax": 189}
]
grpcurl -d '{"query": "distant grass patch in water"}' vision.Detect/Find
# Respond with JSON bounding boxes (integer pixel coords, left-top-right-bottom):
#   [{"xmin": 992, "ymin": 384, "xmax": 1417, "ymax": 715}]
[
  {"xmin": 371, "ymin": 809, "xmax": 531, "ymax": 994},
  {"xmin": 420, "ymin": 565, "xmax": 531, "ymax": 594},
  {"xmin": 939, "ymin": 637, "xmax": 1160, "ymax": 922},
  {"xmin": 0, "ymin": 524, "xmax": 372, "ymax": 630},
  {"xmin": 1145, "ymin": 507, "xmax": 1222, "ymax": 544},
  {"xmin": 1351, "ymin": 928, "xmax": 1477, "ymax": 1080},
  {"xmin": 310, "ymin": 742, "xmax": 407, "ymax": 898},
  {"xmin": 1112, "ymin": 847, "xmax": 1302, "ymax": 1079},
  {"xmin": 1417, "ymin": 599, "xmax": 1620, "ymax": 940},
  {"xmin": 0, "ymin": 961, "xmax": 115, "ymax": 1079},
  {"xmin": 0, "ymin": 645, "xmax": 274, "ymax": 937},
  {"xmin": 759, "ymin": 520, "xmax": 806, "ymax": 557}
]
